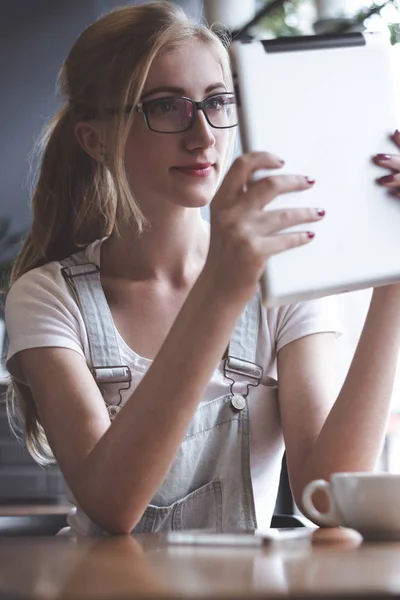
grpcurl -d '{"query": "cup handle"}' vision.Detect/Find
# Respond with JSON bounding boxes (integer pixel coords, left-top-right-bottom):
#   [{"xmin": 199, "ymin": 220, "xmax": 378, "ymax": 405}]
[{"xmin": 302, "ymin": 479, "xmax": 341, "ymax": 527}]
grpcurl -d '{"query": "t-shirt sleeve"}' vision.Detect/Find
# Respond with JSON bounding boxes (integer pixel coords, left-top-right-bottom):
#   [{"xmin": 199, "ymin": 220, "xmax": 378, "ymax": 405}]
[
  {"xmin": 274, "ymin": 295, "xmax": 343, "ymax": 354},
  {"xmin": 5, "ymin": 267, "xmax": 85, "ymax": 383}
]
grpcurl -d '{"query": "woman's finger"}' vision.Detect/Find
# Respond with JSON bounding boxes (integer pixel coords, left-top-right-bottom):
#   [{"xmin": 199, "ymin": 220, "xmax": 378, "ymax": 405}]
[
  {"xmin": 242, "ymin": 174, "xmax": 315, "ymax": 210},
  {"xmin": 374, "ymin": 130, "xmax": 400, "ymax": 180},
  {"xmin": 376, "ymin": 172, "xmax": 400, "ymax": 188},
  {"xmin": 260, "ymin": 230, "xmax": 315, "ymax": 256},
  {"xmin": 392, "ymin": 129, "xmax": 400, "ymax": 150},
  {"xmin": 374, "ymin": 153, "xmax": 400, "ymax": 173},
  {"xmin": 252, "ymin": 206, "xmax": 325, "ymax": 235},
  {"xmin": 214, "ymin": 152, "xmax": 285, "ymax": 206}
]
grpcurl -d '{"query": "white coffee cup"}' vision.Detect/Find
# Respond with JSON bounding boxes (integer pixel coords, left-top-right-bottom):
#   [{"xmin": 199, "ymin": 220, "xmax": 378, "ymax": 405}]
[{"xmin": 302, "ymin": 472, "xmax": 400, "ymax": 540}]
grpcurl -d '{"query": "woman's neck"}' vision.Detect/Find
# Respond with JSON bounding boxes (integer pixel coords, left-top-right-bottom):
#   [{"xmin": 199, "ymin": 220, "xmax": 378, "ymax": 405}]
[{"xmin": 100, "ymin": 208, "xmax": 210, "ymax": 286}]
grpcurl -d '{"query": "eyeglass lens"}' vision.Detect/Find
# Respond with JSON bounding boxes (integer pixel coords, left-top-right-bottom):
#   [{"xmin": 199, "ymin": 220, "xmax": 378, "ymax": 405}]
[{"xmin": 146, "ymin": 94, "xmax": 237, "ymax": 132}]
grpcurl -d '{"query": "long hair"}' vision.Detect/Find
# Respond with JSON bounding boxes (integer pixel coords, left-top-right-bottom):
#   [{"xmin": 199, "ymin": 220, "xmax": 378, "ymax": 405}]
[{"xmin": 7, "ymin": 1, "xmax": 233, "ymax": 464}]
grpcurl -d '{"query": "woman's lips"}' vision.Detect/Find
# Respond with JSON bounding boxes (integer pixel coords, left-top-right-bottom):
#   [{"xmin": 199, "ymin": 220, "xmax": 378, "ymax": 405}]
[{"xmin": 172, "ymin": 164, "xmax": 214, "ymax": 177}]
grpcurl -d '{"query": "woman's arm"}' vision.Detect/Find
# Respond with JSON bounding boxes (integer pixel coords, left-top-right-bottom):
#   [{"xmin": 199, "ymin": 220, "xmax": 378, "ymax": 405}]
[
  {"xmin": 18, "ymin": 274, "xmax": 245, "ymax": 534},
  {"xmin": 280, "ymin": 281, "xmax": 400, "ymax": 518},
  {"xmin": 16, "ymin": 152, "xmax": 320, "ymax": 534}
]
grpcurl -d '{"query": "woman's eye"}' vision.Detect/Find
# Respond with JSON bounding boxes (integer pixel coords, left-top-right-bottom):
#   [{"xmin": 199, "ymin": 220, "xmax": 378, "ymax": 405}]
[
  {"xmin": 207, "ymin": 97, "xmax": 224, "ymax": 110},
  {"xmin": 152, "ymin": 99, "xmax": 177, "ymax": 114},
  {"xmin": 207, "ymin": 96, "xmax": 235, "ymax": 111}
]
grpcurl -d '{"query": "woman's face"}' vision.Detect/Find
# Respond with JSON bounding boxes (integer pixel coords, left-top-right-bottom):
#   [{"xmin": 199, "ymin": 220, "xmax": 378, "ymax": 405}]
[{"xmin": 124, "ymin": 40, "xmax": 233, "ymax": 218}]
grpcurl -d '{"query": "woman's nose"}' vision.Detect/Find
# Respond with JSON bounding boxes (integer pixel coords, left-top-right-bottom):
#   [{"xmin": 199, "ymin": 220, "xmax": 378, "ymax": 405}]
[{"xmin": 184, "ymin": 109, "xmax": 216, "ymax": 150}]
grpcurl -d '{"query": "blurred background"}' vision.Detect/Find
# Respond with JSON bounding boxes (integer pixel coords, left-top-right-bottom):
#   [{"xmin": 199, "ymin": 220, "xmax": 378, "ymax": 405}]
[{"xmin": 0, "ymin": 0, "xmax": 400, "ymax": 507}]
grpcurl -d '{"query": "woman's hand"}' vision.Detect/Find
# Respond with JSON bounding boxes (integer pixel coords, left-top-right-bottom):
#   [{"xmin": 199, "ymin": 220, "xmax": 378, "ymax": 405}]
[
  {"xmin": 374, "ymin": 129, "xmax": 400, "ymax": 295},
  {"xmin": 207, "ymin": 151, "xmax": 325, "ymax": 303},
  {"xmin": 375, "ymin": 129, "xmax": 400, "ymax": 193}
]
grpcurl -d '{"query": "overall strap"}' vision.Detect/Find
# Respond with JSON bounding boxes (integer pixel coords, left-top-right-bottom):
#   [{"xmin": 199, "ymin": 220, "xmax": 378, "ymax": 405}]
[
  {"xmin": 224, "ymin": 291, "xmax": 263, "ymax": 407},
  {"xmin": 228, "ymin": 292, "xmax": 260, "ymax": 363},
  {"xmin": 60, "ymin": 251, "xmax": 131, "ymax": 417}
]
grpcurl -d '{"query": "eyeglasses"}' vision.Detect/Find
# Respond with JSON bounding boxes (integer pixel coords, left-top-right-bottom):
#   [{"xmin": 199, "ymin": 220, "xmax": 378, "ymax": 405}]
[{"xmin": 134, "ymin": 92, "xmax": 238, "ymax": 134}]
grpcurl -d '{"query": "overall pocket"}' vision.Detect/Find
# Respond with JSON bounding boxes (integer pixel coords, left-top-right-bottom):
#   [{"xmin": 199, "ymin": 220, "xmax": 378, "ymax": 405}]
[{"xmin": 133, "ymin": 480, "xmax": 223, "ymax": 534}]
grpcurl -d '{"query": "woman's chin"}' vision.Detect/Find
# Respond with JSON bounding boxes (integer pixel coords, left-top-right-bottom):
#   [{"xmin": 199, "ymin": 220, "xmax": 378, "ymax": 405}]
[
  {"xmin": 178, "ymin": 191, "xmax": 213, "ymax": 209},
  {"xmin": 175, "ymin": 181, "xmax": 217, "ymax": 208}
]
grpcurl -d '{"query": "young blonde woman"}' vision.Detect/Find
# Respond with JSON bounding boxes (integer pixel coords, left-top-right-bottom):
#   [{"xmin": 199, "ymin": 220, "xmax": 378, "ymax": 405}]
[{"xmin": 5, "ymin": 1, "xmax": 400, "ymax": 536}]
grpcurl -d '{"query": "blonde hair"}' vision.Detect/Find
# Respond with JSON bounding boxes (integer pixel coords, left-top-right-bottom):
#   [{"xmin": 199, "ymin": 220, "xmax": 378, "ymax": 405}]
[{"xmin": 8, "ymin": 1, "xmax": 233, "ymax": 464}]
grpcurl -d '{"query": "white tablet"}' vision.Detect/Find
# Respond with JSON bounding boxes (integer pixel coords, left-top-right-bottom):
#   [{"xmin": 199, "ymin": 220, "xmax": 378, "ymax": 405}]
[{"xmin": 229, "ymin": 32, "xmax": 400, "ymax": 306}]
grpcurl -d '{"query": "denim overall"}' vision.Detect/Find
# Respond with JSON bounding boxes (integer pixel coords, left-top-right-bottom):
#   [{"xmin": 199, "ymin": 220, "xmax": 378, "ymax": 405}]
[{"xmin": 61, "ymin": 250, "xmax": 263, "ymax": 534}]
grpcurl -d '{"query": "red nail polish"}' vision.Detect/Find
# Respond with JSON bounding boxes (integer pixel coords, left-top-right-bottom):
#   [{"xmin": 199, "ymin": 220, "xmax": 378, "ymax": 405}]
[
  {"xmin": 306, "ymin": 177, "xmax": 315, "ymax": 185},
  {"xmin": 307, "ymin": 231, "xmax": 315, "ymax": 239},
  {"xmin": 376, "ymin": 154, "xmax": 391, "ymax": 161},
  {"xmin": 380, "ymin": 174, "xmax": 396, "ymax": 184},
  {"xmin": 316, "ymin": 208, "xmax": 325, "ymax": 217}
]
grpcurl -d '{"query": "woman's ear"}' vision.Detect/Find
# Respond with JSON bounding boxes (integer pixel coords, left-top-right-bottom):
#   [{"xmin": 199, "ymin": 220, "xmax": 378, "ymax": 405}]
[{"xmin": 74, "ymin": 121, "xmax": 106, "ymax": 162}]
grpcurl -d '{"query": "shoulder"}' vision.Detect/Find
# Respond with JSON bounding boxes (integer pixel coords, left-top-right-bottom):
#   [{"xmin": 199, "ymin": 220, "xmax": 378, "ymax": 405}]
[
  {"xmin": 6, "ymin": 260, "xmax": 78, "ymax": 318},
  {"xmin": 263, "ymin": 295, "xmax": 342, "ymax": 352},
  {"xmin": 5, "ymin": 259, "xmax": 88, "ymax": 383},
  {"xmin": 5, "ymin": 240, "xmax": 101, "ymax": 316}
]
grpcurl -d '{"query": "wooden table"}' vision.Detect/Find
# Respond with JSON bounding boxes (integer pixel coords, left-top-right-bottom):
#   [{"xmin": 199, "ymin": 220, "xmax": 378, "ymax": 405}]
[
  {"xmin": 1, "ymin": 528, "xmax": 400, "ymax": 599},
  {"xmin": 0, "ymin": 503, "xmax": 69, "ymax": 516}
]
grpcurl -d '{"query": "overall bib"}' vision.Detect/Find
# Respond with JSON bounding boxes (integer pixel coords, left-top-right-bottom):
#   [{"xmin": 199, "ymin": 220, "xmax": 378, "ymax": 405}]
[{"xmin": 61, "ymin": 251, "xmax": 264, "ymax": 534}]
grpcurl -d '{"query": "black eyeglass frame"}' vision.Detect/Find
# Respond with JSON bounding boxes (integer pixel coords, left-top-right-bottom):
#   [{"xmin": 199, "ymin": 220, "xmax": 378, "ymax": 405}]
[{"xmin": 133, "ymin": 92, "xmax": 238, "ymax": 134}]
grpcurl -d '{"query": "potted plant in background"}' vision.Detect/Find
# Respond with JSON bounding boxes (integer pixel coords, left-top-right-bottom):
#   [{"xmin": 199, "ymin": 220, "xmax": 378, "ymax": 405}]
[{"xmin": 251, "ymin": 0, "xmax": 400, "ymax": 41}]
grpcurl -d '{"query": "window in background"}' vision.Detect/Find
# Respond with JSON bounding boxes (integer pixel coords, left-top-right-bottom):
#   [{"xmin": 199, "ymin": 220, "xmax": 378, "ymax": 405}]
[{"xmin": 222, "ymin": 0, "xmax": 400, "ymax": 472}]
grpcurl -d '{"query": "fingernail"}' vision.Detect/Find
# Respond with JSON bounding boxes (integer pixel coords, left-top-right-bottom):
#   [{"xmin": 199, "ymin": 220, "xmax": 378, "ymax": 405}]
[
  {"xmin": 306, "ymin": 177, "xmax": 315, "ymax": 185},
  {"xmin": 380, "ymin": 174, "xmax": 396, "ymax": 184},
  {"xmin": 395, "ymin": 129, "xmax": 400, "ymax": 136},
  {"xmin": 307, "ymin": 231, "xmax": 315, "ymax": 239},
  {"xmin": 278, "ymin": 159, "xmax": 285, "ymax": 166},
  {"xmin": 376, "ymin": 154, "xmax": 391, "ymax": 161},
  {"xmin": 316, "ymin": 208, "xmax": 325, "ymax": 217}
]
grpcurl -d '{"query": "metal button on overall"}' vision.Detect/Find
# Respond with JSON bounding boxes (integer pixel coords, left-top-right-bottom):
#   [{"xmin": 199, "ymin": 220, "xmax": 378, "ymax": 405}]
[{"xmin": 230, "ymin": 394, "xmax": 246, "ymax": 411}]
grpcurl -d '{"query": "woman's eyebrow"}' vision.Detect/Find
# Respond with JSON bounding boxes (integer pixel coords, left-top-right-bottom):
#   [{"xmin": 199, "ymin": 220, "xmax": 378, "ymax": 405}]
[{"xmin": 141, "ymin": 82, "xmax": 227, "ymax": 100}]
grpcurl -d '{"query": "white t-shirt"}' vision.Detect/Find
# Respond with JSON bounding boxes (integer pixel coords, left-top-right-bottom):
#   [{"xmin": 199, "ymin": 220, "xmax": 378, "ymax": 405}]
[{"xmin": 5, "ymin": 240, "xmax": 342, "ymax": 533}]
